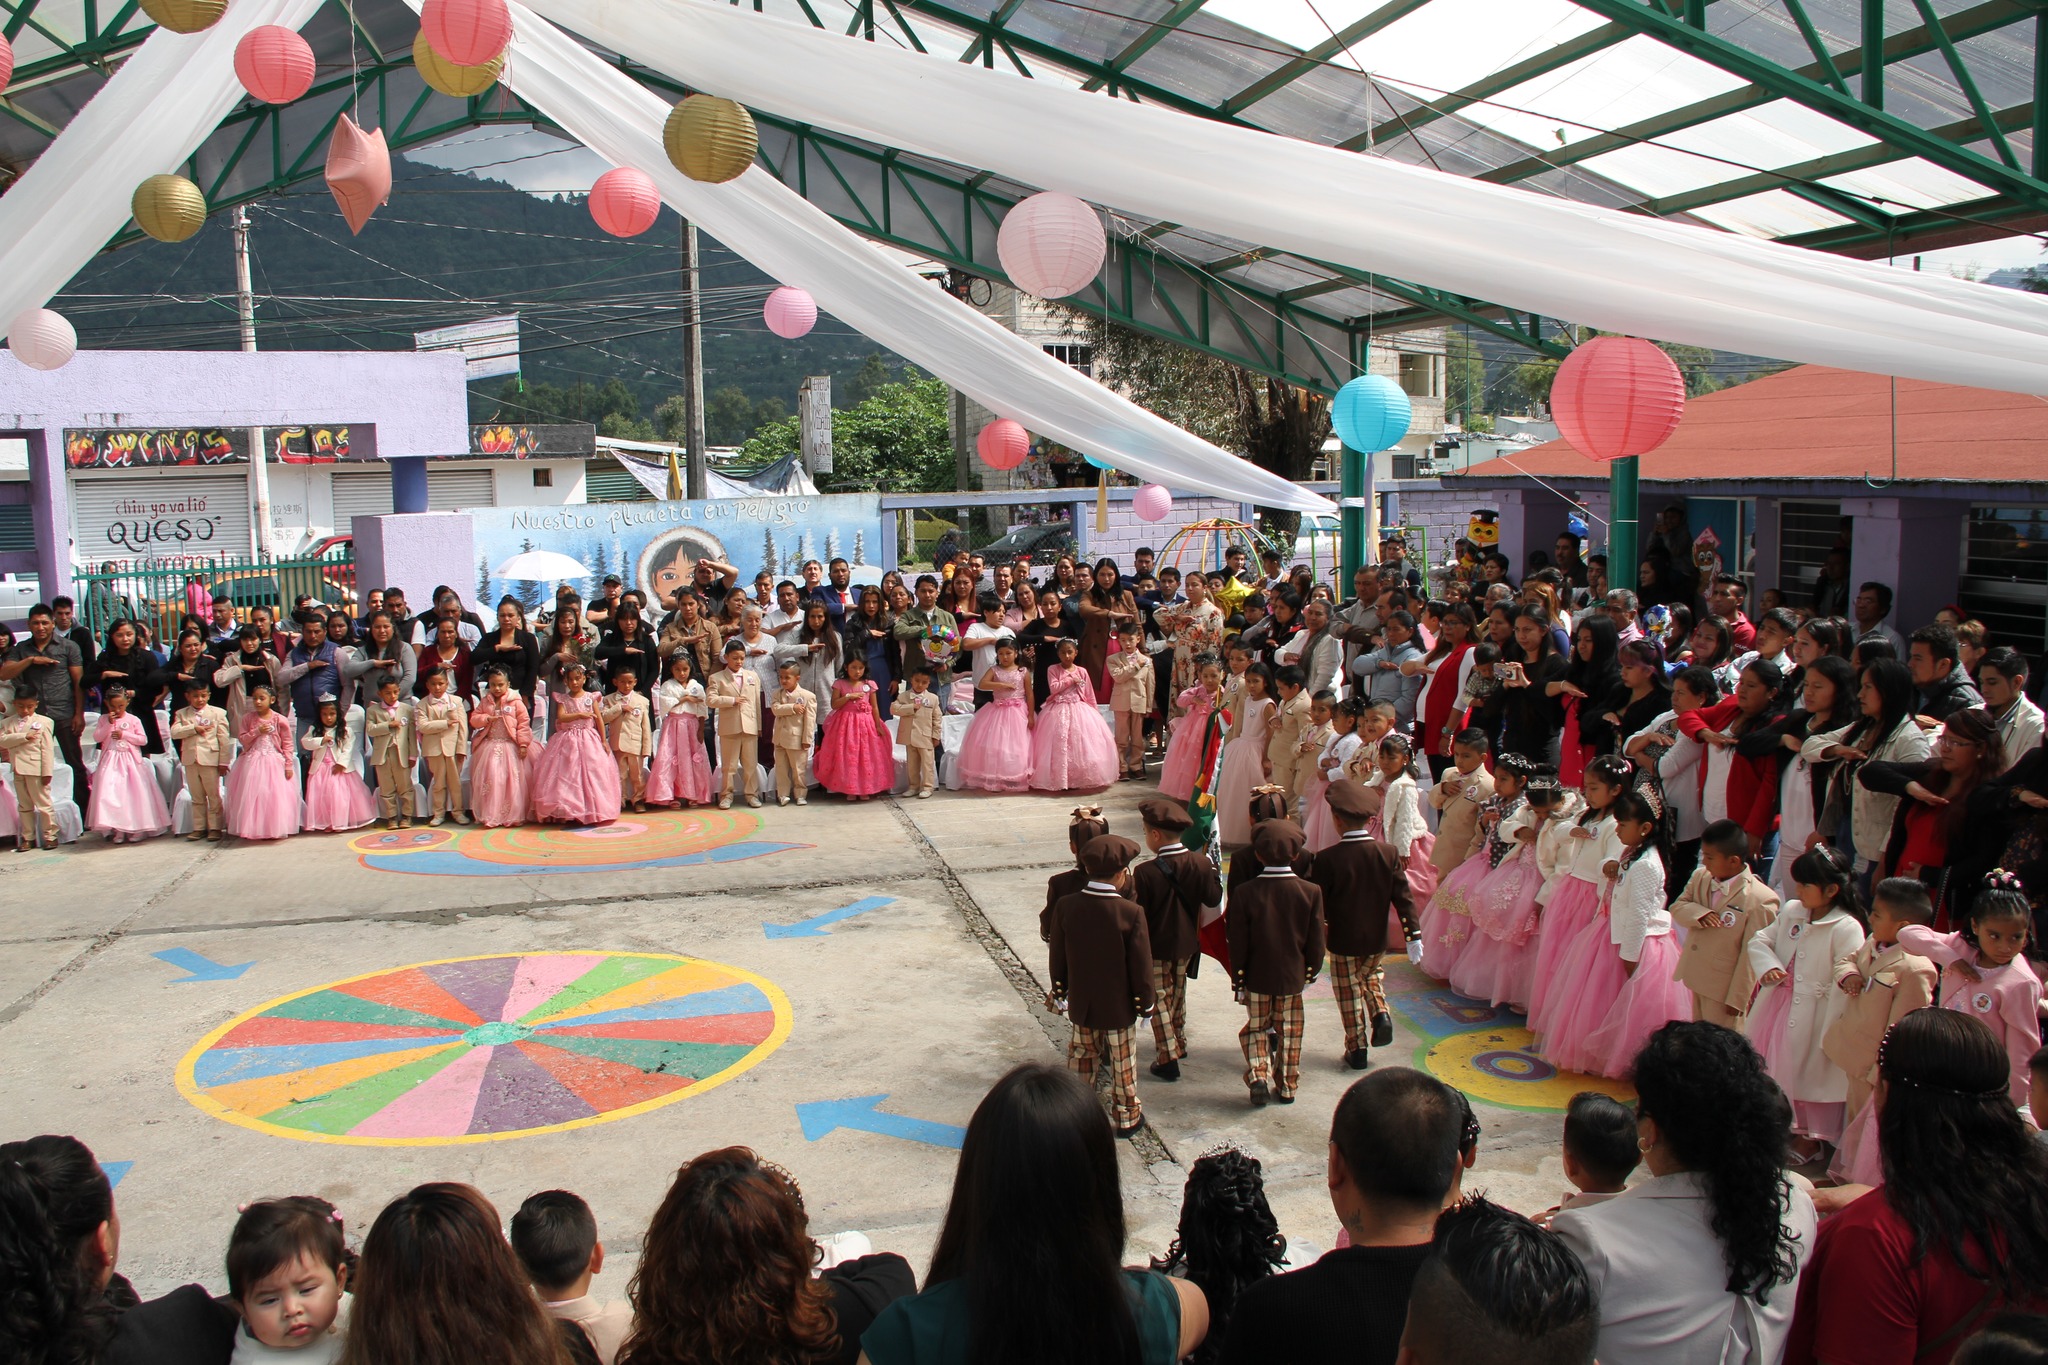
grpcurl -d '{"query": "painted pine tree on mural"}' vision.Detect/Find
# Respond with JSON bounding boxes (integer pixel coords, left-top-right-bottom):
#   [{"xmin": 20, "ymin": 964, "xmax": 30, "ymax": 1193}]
[
  {"xmin": 852, "ymin": 530, "xmax": 866, "ymax": 566},
  {"xmin": 762, "ymin": 528, "xmax": 779, "ymax": 579}
]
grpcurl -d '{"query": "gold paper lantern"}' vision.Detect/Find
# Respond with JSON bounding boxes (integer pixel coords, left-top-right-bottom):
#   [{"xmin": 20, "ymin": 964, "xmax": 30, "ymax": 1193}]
[
  {"xmin": 412, "ymin": 32, "xmax": 502, "ymax": 98},
  {"xmin": 131, "ymin": 174, "xmax": 208, "ymax": 243},
  {"xmin": 662, "ymin": 95, "xmax": 756, "ymax": 184},
  {"xmin": 136, "ymin": 0, "xmax": 228, "ymax": 34}
]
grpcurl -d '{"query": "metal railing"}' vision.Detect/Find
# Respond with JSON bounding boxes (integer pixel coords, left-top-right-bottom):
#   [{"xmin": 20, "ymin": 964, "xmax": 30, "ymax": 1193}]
[{"xmin": 72, "ymin": 549, "xmax": 357, "ymax": 645}]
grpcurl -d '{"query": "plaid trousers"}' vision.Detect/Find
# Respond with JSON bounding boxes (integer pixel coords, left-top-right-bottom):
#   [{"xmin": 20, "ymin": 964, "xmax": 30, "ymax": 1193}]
[
  {"xmin": 1330, "ymin": 952, "xmax": 1387, "ymax": 1052},
  {"xmin": 1240, "ymin": 991, "xmax": 1305, "ymax": 1098},
  {"xmin": 1149, "ymin": 958, "xmax": 1189, "ymax": 1065},
  {"xmin": 1068, "ymin": 1024, "xmax": 1142, "ymax": 1129}
]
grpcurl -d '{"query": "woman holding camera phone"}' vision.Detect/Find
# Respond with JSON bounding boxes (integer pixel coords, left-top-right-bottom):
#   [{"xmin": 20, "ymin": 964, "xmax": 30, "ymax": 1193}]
[{"xmin": 1484, "ymin": 606, "xmax": 1568, "ymax": 765}]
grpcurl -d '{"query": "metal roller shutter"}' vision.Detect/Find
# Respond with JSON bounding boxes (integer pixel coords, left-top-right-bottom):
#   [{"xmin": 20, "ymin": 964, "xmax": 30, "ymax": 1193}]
[
  {"xmin": 330, "ymin": 471, "xmax": 395, "ymax": 527},
  {"xmin": 70, "ymin": 473, "xmax": 253, "ymax": 563},
  {"xmin": 427, "ymin": 468, "xmax": 496, "ymax": 510}
]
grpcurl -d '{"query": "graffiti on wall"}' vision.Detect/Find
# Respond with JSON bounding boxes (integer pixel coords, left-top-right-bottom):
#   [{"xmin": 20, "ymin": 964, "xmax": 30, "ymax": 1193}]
[{"xmin": 64, "ymin": 425, "xmax": 377, "ymax": 469}]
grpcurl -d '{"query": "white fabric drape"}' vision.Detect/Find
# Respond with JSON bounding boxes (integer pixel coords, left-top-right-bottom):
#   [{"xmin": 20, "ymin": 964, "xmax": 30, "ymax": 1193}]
[
  {"xmin": 0, "ymin": 0, "xmax": 326, "ymax": 338},
  {"xmin": 523, "ymin": 0, "xmax": 2048, "ymax": 397},
  {"xmin": 464, "ymin": 1, "xmax": 1332, "ymax": 514}
]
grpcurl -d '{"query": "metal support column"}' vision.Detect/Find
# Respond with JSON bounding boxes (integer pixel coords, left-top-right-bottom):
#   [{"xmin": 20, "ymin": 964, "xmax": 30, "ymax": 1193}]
[
  {"xmin": 680, "ymin": 219, "xmax": 709, "ymax": 501},
  {"xmin": 1608, "ymin": 456, "xmax": 1640, "ymax": 593},
  {"xmin": 1339, "ymin": 442, "xmax": 1366, "ymax": 594}
]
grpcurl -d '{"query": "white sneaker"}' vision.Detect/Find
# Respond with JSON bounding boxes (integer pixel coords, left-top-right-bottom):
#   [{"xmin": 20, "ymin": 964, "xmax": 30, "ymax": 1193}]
[
  {"xmin": 745, "ymin": 796, "xmax": 762, "ymax": 808},
  {"xmin": 718, "ymin": 797, "xmax": 732, "ymax": 810},
  {"xmin": 429, "ymin": 814, "xmax": 445, "ymax": 827},
  {"xmin": 794, "ymin": 796, "xmax": 807, "ymax": 806},
  {"xmin": 779, "ymin": 796, "xmax": 791, "ymax": 806},
  {"xmin": 917, "ymin": 787, "xmax": 934, "ymax": 799}
]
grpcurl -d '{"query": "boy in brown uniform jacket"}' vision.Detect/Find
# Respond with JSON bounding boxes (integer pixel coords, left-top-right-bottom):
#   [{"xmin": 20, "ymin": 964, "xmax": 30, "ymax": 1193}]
[
  {"xmin": 1824, "ymin": 876, "xmax": 1938, "ymax": 1128},
  {"xmin": 1047, "ymin": 833, "xmax": 1155, "ymax": 1138},
  {"xmin": 1133, "ymin": 799, "xmax": 1223, "ymax": 1082},
  {"xmin": 1041, "ymin": 806, "xmax": 1109, "ymax": 941},
  {"xmin": 1308, "ymin": 779, "xmax": 1418, "ymax": 1069},
  {"xmin": 1670, "ymin": 821, "xmax": 1781, "ymax": 1026},
  {"xmin": 1226, "ymin": 818, "xmax": 1326, "ymax": 1107}
]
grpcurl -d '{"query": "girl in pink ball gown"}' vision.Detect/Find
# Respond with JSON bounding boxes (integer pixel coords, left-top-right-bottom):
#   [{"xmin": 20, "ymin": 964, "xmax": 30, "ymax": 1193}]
[
  {"xmin": 814, "ymin": 655, "xmax": 895, "ymax": 800},
  {"xmin": 529, "ymin": 662, "xmax": 621, "ymax": 825},
  {"xmin": 467, "ymin": 667, "xmax": 540, "ymax": 827},
  {"xmin": 300, "ymin": 696, "xmax": 377, "ymax": 833},
  {"xmin": 646, "ymin": 651, "xmax": 713, "ymax": 808},
  {"xmin": 224, "ymin": 683, "xmax": 300, "ymax": 841},
  {"xmin": 1159, "ymin": 655, "xmax": 1225, "ymax": 804},
  {"xmin": 958, "ymin": 640, "xmax": 1034, "ymax": 793},
  {"xmin": 1031, "ymin": 638, "xmax": 1120, "ymax": 793},
  {"xmin": 88, "ymin": 686, "xmax": 170, "ymax": 842},
  {"xmin": 1213, "ymin": 664, "xmax": 1277, "ymax": 849}
]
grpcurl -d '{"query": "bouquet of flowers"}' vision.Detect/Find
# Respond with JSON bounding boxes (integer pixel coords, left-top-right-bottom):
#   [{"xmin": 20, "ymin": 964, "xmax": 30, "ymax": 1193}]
[{"xmin": 923, "ymin": 619, "xmax": 961, "ymax": 670}]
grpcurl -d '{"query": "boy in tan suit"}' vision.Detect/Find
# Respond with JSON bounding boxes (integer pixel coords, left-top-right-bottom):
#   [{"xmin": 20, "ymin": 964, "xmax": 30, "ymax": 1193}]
[
  {"xmin": 708, "ymin": 639, "xmax": 763, "ymax": 809},
  {"xmin": 363, "ymin": 676, "xmax": 416, "ymax": 829},
  {"xmin": 890, "ymin": 664, "xmax": 942, "ymax": 798},
  {"xmin": 768, "ymin": 661, "xmax": 817, "ymax": 807},
  {"xmin": 0, "ymin": 692, "xmax": 58, "ymax": 850},
  {"xmin": 1267, "ymin": 666, "xmax": 1311, "ymax": 805},
  {"xmin": 413, "ymin": 667, "xmax": 470, "ymax": 827},
  {"xmin": 601, "ymin": 666, "xmax": 654, "ymax": 813},
  {"xmin": 1106, "ymin": 623, "xmax": 1154, "ymax": 781},
  {"xmin": 1428, "ymin": 728, "xmax": 1497, "ymax": 878},
  {"xmin": 168, "ymin": 679, "xmax": 231, "ymax": 841},
  {"xmin": 1824, "ymin": 876, "xmax": 1938, "ymax": 1127},
  {"xmin": 1670, "ymin": 820, "xmax": 1781, "ymax": 1025}
]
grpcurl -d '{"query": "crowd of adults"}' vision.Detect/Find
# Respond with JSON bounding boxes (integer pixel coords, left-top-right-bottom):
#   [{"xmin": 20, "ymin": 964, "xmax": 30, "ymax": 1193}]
[{"xmin": 8, "ymin": 1018, "xmax": 2046, "ymax": 1365}]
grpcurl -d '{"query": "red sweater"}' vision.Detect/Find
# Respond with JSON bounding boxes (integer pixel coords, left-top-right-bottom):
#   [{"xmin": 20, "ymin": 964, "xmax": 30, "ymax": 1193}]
[{"xmin": 1675, "ymin": 698, "xmax": 1780, "ymax": 842}]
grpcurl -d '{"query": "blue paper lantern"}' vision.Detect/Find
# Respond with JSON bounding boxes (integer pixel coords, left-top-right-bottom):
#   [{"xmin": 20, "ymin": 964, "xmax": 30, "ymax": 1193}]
[
  {"xmin": 1330, "ymin": 374, "xmax": 1411, "ymax": 453},
  {"xmin": 1083, "ymin": 453, "xmax": 1114, "ymax": 471}
]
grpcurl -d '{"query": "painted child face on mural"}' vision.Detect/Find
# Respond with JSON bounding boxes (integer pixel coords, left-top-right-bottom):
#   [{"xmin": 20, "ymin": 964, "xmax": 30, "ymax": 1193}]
[{"xmin": 638, "ymin": 529, "xmax": 728, "ymax": 615}]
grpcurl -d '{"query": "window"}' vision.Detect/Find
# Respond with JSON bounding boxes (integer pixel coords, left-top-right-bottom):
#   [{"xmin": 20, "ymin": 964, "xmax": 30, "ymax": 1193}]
[
  {"xmin": 0, "ymin": 504, "xmax": 31, "ymax": 553},
  {"xmin": 532, "ymin": 467, "xmax": 553, "ymax": 488},
  {"xmin": 1398, "ymin": 352, "xmax": 1441, "ymax": 398},
  {"xmin": 1777, "ymin": 500, "xmax": 1843, "ymax": 598},
  {"xmin": 1958, "ymin": 504, "xmax": 2048, "ymax": 657},
  {"xmin": 585, "ymin": 459, "xmax": 653, "ymax": 503},
  {"xmin": 1043, "ymin": 344, "xmax": 1093, "ymax": 378}
]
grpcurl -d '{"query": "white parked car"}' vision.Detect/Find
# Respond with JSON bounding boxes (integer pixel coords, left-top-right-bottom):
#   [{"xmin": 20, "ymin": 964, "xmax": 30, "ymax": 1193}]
[
  {"xmin": 0, "ymin": 573, "xmax": 41, "ymax": 626},
  {"xmin": 1290, "ymin": 516, "xmax": 1341, "ymax": 573}
]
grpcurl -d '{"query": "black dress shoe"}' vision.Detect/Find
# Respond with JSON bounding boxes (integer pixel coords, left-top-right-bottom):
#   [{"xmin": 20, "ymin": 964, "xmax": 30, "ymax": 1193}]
[
  {"xmin": 1248, "ymin": 1081, "xmax": 1270, "ymax": 1107},
  {"xmin": 1114, "ymin": 1120, "xmax": 1144, "ymax": 1139},
  {"xmin": 1273, "ymin": 1091, "xmax": 1296, "ymax": 1104},
  {"xmin": 1346, "ymin": 1048, "xmax": 1372, "ymax": 1070},
  {"xmin": 1148, "ymin": 1059, "xmax": 1180, "ymax": 1082},
  {"xmin": 1371, "ymin": 1012, "xmax": 1395, "ymax": 1047}
]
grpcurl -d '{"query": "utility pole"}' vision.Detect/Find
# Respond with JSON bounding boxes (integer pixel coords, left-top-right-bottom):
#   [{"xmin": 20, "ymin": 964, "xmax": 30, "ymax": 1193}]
[
  {"xmin": 232, "ymin": 205, "xmax": 272, "ymax": 558},
  {"xmin": 680, "ymin": 219, "xmax": 708, "ymax": 501}
]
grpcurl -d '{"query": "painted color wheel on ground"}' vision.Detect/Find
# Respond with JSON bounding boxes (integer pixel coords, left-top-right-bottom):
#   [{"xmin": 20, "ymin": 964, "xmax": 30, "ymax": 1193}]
[
  {"xmin": 1422, "ymin": 1026, "xmax": 1635, "ymax": 1112},
  {"xmin": 348, "ymin": 810, "xmax": 808, "ymax": 877},
  {"xmin": 176, "ymin": 952, "xmax": 792, "ymax": 1145}
]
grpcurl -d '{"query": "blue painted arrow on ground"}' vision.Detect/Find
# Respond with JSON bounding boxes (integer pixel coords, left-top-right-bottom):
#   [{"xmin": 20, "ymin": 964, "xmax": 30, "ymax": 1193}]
[
  {"xmin": 153, "ymin": 947, "xmax": 255, "ymax": 982},
  {"xmin": 99, "ymin": 1161, "xmax": 132, "ymax": 1188},
  {"xmin": 796, "ymin": 1094, "xmax": 966, "ymax": 1149},
  {"xmin": 764, "ymin": 895, "xmax": 896, "ymax": 940}
]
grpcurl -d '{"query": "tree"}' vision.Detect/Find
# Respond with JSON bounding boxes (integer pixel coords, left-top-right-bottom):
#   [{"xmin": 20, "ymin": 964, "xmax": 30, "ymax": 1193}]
[
  {"xmin": 705, "ymin": 385, "xmax": 756, "ymax": 444},
  {"xmin": 1508, "ymin": 332, "xmax": 1730, "ymax": 410},
  {"xmin": 844, "ymin": 353, "xmax": 894, "ymax": 408},
  {"xmin": 738, "ymin": 370, "xmax": 954, "ymax": 494}
]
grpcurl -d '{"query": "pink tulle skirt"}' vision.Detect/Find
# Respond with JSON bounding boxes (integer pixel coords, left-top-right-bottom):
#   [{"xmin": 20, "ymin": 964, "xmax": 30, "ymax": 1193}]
[
  {"xmin": 645, "ymin": 715, "xmax": 713, "ymax": 806},
  {"xmin": 224, "ymin": 745, "xmax": 300, "ymax": 841},
  {"xmin": 1747, "ymin": 978, "xmax": 1849, "ymax": 1141},
  {"xmin": 1576, "ymin": 933, "xmax": 1693, "ymax": 1079},
  {"xmin": 1526, "ymin": 876, "xmax": 1605, "ymax": 1035},
  {"xmin": 1159, "ymin": 705, "xmax": 1212, "ymax": 803},
  {"xmin": 1830, "ymin": 1098, "xmax": 1884, "ymax": 1186},
  {"xmin": 1452, "ymin": 847, "xmax": 1545, "ymax": 1010},
  {"xmin": 1213, "ymin": 736, "xmax": 1270, "ymax": 847},
  {"xmin": 1300, "ymin": 771, "xmax": 1334, "ymax": 851},
  {"xmin": 88, "ymin": 744, "xmax": 170, "ymax": 837},
  {"xmin": 958, "ymin": 697, "xmax": 1033, "ymax": 792},
  {"xmin": 815, "ymin": 699, "xmax": 896, "ymax": 796},
  {"xmin": 1536, "ymin": 914, "xmax": 1631, "ymax": 1075},
  {"xmin": 468, "ymin": 734, "xmax": 540, "ymax": 827},
  {"xmin": 302, "ymin": 761, "xmax": 377, "ymax": 832},
  {"xmin": 1418, "ymin": 849, "xmax": 1491, "ymax": 980},
  {"xmin": 530, "ymin": 722, "xmax": 621, "ymax": 824},
  {"xmin": 1031, "ymin": 694, "xmax": 1120, "ymax": 794}
]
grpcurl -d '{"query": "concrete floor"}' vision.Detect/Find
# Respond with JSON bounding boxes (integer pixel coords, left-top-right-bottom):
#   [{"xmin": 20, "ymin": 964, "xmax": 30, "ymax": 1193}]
[{"xmin": 0, "ymin": 785, "xmax": 1591, "ymax": 1302}]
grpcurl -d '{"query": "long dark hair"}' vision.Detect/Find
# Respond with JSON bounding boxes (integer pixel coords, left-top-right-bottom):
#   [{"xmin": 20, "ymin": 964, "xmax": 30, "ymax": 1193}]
[
  {"xmin": 1730, "ymin": 658, "xmax": 1783, "ymax": 738},
  {"xmin": 1790, "ymin": 843, "xmax": 1864, "ymax": 928},
  {"xmin": 1155, "ymin": 1148, "xmax": 1285, "ymax": 1365},
  {"xmin": 797, "ymin": 604, "xmax": 841, "ymax": 668},
  {"xmin": 1564, "ymin": 613, "xmax": 1619, "ymax": 697},
  {"xmin": 926, "ymin": 1064, "xmax": 1139, "ymax": 1365},
  {"xmin": 338, "ymin": 1184, "xmax": 571, "ymax": 1365},
  {"xmin": 1800, "ymin": 655, "xmax": 1858, "ymax": 733},
  {"xmin": 1086, "ymin": 558, "xmax": 1123, "ymax": 612},
  {"xmin": 1921, "ymin": 707, "xmax": 2003, "ymax": 843},
  {"xmin": 620, "ymin": 1148, "xmax": 837, "ymax": 1365},
  {"xmin": 1877, "ymin": 1009, "xmax": 2048, "ymax": 1297},
  {"xmin": 0, "ymin": 1135, "xmax": 115, "ymax": 1365},
  {"xmin": 1426, "ymin": 603, "xmax": 1477, "ymax": 664},
  {"xmin": 1514, "ymin": 605, "xmax": 1559, "ymax": 663},
  {"xmin": 1631, "ymin": 1023, "xmax": 1803, "ymax": 1303},
  {"xmin": 1849, "ymin": 659, "xmax": 1916, "ymax": 750}
]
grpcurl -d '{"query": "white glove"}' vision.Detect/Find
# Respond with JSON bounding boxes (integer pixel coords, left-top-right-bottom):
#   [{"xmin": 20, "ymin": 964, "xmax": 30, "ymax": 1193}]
[{"xmin": 1406, "ymin": 938, "xmax": 1426, "ymax": 966}]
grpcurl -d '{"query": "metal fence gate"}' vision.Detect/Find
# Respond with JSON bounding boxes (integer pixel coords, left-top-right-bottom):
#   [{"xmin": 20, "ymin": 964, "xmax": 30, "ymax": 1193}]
[{"xmin": 72, "ymin": 548, "xmax": 357, "ymax": 645}]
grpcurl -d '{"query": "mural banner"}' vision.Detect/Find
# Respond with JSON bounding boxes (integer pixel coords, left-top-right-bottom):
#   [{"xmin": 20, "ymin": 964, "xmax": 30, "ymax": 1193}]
[
  {"xmin": 470, "ymin": 495, "xmax": 886, "ymax": 616},
  {"xmin": 65, "ymin": 423, "xmax": 376, "ymax": 468}
]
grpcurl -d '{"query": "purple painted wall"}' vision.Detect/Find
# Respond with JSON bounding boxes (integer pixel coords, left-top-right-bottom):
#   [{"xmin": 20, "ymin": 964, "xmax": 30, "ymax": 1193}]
[
  {"xmin": 353, "ymin": 513, "xmax": 478, "ymax": 618},
  {"xmin": 0, "ymin": 349, "xmax": 469, "ymax": 597}
]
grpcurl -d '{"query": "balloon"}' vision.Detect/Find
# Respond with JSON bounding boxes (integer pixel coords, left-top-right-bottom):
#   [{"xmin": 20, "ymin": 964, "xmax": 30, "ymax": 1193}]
[
  {"xmin": 137, "ymin": 0, "xmax": 226, "ymax": 33},
  {"xmin": 1550, "ymin": 336, "xmax": 1685, "ymax": 461},
  {"xmin": 412, "ymin": 32, "xmax": 503, "ymax": 97},
  {"xmin": 324, "ymin": 114, "xmax": 392, "ymax": 235},
  {"xmin": 663, "ymin": 95, "xmax": 757, "ymax": 184},
  {"xmin": 1083, "ymin": 453, "xmax": 1113, "ymax": 471},
  {"xmin": 131, "ymin": 174, "xmax": 207, "ymax": 243},
  {"xmin": 420, "ymin": 0, "xmax": 513, "ymax": 66},
  {"xmin": 996, "ymin": 191, "xmax": 1106, "ymax": 299},
  {"xmin": 763, "ymin": 286, "xmax": 818, "ymax": 339},
  {"xmin": 976, "ymin": 419, "xmax": 1029, "ymax": 471},
  {"xmin": 234, "ymin": 26, "xmax": 316, "ymax": 104},
  {"xmin": 588, "ymin": 167, "xmax": 661, "ymax": 237},
  {"xmin": 1330, "ymin": 374, "xmax": 1411, "ymax": 453},
  {"xmin": 7, "ymin": 308, "xmax": 77, "ymax": 371},
  {"xmin": 1133, "ymin": 484, "xmax": 1173, "ymax": 523},
  {"xmin": 0, "ymin": 33, "xmax": 17, "ymax": 95}
]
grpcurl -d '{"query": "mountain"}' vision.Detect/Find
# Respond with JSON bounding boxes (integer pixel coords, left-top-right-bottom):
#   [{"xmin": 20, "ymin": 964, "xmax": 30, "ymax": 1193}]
[{"xmin": 52, "ymin": 154, "xmax": 907, "ymax": 430}]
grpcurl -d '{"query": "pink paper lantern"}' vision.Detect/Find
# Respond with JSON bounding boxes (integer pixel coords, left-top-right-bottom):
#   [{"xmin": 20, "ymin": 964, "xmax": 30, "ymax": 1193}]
[
  {"xmin": 420, "ymin": 0, "xmax": 511, "ymax": 67},
  {"xmin": 996, "ymin": 191, "xmax": 1106, "ymax": 299},
  {"xmin": 588, "ymin": 167, "xmax": 660, "ymax": 237},
  {"xmin": 1550, "ymin": 335, "xmax": 1685, "ymax": 461},
  {"xmin": 234, "ymin": 26, "xmax": 315, "ymax": 104},
  {"xmin": 1133, "ymin": 483, "xmax": 1173, "ymax": 523},
  {"xmin": 324, "ymin": 114, "xmax": 392, "ymax": 235},
  {"xmin": 763, "ymin": 286, "xmax": 817, "ymax": 340},
  {"xmin": 976, "ymin": 419, "xmax": 1029, "ymax": 471},
  {"xmin": 0, "ymin": 33, "xmax": 15, "ymax": 95},
  {"xmin": 8, "ymin": 308, "xmax": 77, "ymax": 371}
]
